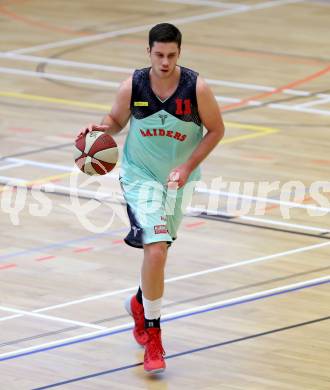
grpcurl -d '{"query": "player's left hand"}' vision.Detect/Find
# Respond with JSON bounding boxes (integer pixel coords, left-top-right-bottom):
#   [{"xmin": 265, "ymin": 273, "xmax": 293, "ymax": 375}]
[{"xmin": 167, "ymin": 163, "xmax": 192, "ymax": 189}]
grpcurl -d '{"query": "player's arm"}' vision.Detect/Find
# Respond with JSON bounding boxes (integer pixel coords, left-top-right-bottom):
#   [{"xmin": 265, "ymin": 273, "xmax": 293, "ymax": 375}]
[
  {"xmin": 168, "ymin": 76, "xmax": 225, "ymax": 187},
  {"xmin": 187, "ymin": 76, "xmax": 225, "ymax": 170},
  {"xmin": 100, "ymin": 76, "xmax": 132, "ymax": 134},
  {"xmin": 77, "ymin": 76, "xmax": 132, "ymax": 138}
]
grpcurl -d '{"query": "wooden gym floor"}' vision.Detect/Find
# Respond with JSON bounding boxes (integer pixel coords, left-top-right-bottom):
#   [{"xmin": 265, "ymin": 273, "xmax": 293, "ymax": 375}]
[{"xmin": 0, "ymin": 0, "xmax": 329, "ymax": 388}]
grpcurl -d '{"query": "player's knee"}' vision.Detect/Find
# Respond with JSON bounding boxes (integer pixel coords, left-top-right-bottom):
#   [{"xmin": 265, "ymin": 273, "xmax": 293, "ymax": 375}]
[{"xmin": 144, "ymin": 242, "xmax": 167, "ymax": 267}]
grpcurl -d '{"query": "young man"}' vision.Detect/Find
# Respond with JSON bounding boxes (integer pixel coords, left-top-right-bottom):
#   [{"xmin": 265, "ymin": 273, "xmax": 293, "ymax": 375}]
[{"xmin": 78, "ymin": 23, "xmax": 224, "ymax": 373}]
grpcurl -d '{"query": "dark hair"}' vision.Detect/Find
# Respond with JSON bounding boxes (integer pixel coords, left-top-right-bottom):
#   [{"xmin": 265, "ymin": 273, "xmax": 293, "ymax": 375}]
[{"xmin": 149, "ymin": 23, "xmax": 182, "ymax": 50}]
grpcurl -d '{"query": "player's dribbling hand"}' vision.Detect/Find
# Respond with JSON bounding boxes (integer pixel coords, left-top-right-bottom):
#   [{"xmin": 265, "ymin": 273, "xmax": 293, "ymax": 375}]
[{"xmin": 75, "ymin": 124, "xmax": 110, "ymax": 141}]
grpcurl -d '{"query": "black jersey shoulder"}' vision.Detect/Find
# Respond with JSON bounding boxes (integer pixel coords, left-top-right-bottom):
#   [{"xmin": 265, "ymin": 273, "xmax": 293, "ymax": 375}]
[{"xmin": 130, "ymin": 66, "xmax": 201, "ymax": 126}]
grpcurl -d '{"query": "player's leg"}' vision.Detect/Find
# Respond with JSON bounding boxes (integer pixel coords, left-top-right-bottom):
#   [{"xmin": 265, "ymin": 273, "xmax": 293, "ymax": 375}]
[
  {"xmin": 139, "ymin": 183, "xmax": 194, "ymax": 373},
  {"xmin": 121, "ymin": 181, "xmax": 149, "ymax": 346},
  {"xmin": 142, "ymin": 241, "xmax": 167, "ymax": 302},
  {"xmin": 122, "ymin": 178, "xmax": 172, "ymax": 366},
  {"xmin": 141, "ymin": 184, "xmax": 194, "ymax": 373},
  {"xmin": 141, "ymin": 241, "xmax": 167, "ymax": 373}
]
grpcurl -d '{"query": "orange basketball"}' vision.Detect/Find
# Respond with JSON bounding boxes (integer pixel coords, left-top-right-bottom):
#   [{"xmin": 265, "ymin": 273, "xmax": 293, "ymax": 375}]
[{"xmin": 74, "ymin": 131, "xmax": 118, "ymax": 175}]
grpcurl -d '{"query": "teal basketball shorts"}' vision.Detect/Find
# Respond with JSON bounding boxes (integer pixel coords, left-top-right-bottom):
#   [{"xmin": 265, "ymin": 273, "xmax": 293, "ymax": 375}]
[{"xmin": 120, "ymin": 176, "xmax": 195, "ymax": 248}]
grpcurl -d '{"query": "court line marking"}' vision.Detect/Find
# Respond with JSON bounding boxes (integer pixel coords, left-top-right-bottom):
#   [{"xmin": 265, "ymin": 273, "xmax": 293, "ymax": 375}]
[
  {"xmin": 0, "ymin": 161, "xmax": 25, "ymax": 171},
  {"xmin": 2, "ymin": 173, "xmax": 329, "ymax": 238},
  {"xmin": 0, "ymin": 275, "xmax": 328, "ymax": 361},
  {"xmin": 0, "ymin": 52, "xmax": 136, "ymax": 73},
  {"xmin": 7, "ymin": 0, "xmax": 303, "ymax": 55},
  {"xmin": 1, "ymin": 174, "xmax": 329, "ymax": 241},
  {"xmin": 0, "ymin": 227, "xmax": 128, "ymax": 263},
  {"xmin": 0, "ymin": 241, "xmax": 329, "ymax": 323},
  {"xmin": 222, "ymin": 65, "xmax": 330, "ymax": 111},
  {"xmin": 2, "ymin": 171, "xmax": 329, "ymax": 215},
  {"xmin": 6, "ymin": 153, "xmax": 329, "ymax": 216},
  {"xmin": 1, "ymin": 75, "xmax": 329, "ymax": 116},
  {"xmin": 298, "ymin": 97, "xmax": 330, "ymax": 108},
  {"xmin": 1, "ymin": 62, "xmax": 329, "ymax": 100},
  {"xmin": 4, "ymin": 157, "xmax": 79, "ymax": 172},
  {"xmin": 188, "ymin": 210, "xmax": 329, "ymax": 233},
  {"xmin": 0, "ymin": 121, "xmax": 278, "ymax": 171},
  {"xmin": 268, "ymin": 103, "xmax": 330, "ymax": 116},
  {"xmin": 0, "ymin": 306, "xmax": 108, "ymax": 331},
  {"xmin": 158, "ymin": 0, "xmax": 247, "ymax": 8},
  {"xmin": 195, "ymin": 188, "xmax": 330, "ymax": 213},
  {"xmin": 0, "ymin": 264, "xmax": 16, "ymax": 271},
  {"xmin": 0, "ymin": 172, "xmax": 74, "ymax": 194},
  {"xmin": 0, "ymin": 91, "xmax": 110, "ymax": 110},
  {"xmin": 1, "ymin": 149, "xmax": 329, "ymax": 226},
  {"xmin": 0, "ymin": 0, "xmax": 89, "ymax": 35},
  {"xmin": 1, "ymin": 145, "xmax": 329, "ymax": 230},
  {"xmin": 3, "ymin": 52, "xmax": 330, "ymax": 99},
  {"xmin": 221, "ymin": 121, "xmax": 279, "ymax": 144},
  {"xmin": 0, "ymin": 67, "xmax": 120, "ymax": 88},
  {"xmin": 32, "ymin": 315, "xmax": 330, "ymax": 389},
  {"xmin": 1, "ymin": 265, "xmax": 328, "ymax": 347}
]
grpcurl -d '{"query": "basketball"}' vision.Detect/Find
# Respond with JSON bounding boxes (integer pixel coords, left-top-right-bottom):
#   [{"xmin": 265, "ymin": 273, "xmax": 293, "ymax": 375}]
[{"xmin": 74, "ymin": 131, "xmax": 118, "ymax": 175}]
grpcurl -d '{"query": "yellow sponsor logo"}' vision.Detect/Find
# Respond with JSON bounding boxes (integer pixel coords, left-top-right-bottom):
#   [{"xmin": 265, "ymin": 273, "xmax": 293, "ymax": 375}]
[{"xmin": 134, "ymin": 101, "xmax": 149, "ymax": 106}]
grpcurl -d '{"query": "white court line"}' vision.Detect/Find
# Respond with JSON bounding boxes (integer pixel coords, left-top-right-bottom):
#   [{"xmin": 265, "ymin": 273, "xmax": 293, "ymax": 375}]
[
  {"xmin": 7, "ymin": 0, "xmax": 303, "ymax": 55},
  {"xmin": 216, "ymin": 95, "xmax": 264, "ymax": 106},
  {"xmin": 162, "ymin": 275, "xmax": 330, "ymax": 317},
  {"xmin": 1, "ymin": 157, "xmax": 330, "ymax": 213},
  {"xmin": 0, "ymin": 329, "xmax": 115, "ymax": 360},
  {"xmin": 0, "ymin": 240, "xmax": 329, "ymax": 323},
  {"xmin": 0, "ymin": 66, "xmax": 119, "ymax": 88},
  {"xmin": 282, "ymin": 89, "xmax": 311, "ymax": 96},
  {"xmin": 0, "ymin": 162, "xmax": 25, "ymax": 171},
  {"xmin": 239, "ymin": 215, "xmax": 330, "ymax": 233},
  {"xmin": 195, "ymin": 187, "xmax": 330, "ymax": 213},
  {"xmin": 296, "ymin": 97, "xmax": 330, "ymax": 108},
  {"xmin": 0, "ymin": 274, "xmax": 328, "ymax": 360},
  {"xmin": 3, "ymin": 52, "xmax": 329, "ymax": 101},
  {"xmin": 6, "ymin": 157, "xmax": 75, "ymax": 172},
  {"xmin": 164, "ymin": 241, "xmax": 330, "ymax": 283},
  {"xmin": 0, "ymin": 52, "xmax": 135, "ymax": 73},
  {"xmin": 1, "ymin": 175, "xmax": 328, "ymax": 234},
  {"xmin": 268, "ymin": 103, "xmax": 330, "ymax": 116},
  {"xmin": 1, "ymin": 65, "xmax": 329, "ymax": 115},
  {"xmin": 0, "ymin": 314, "xmax": 21, "ymax": 321},
  {"xmin": 0, "ymin": 176, "xmax": 27, "ymax": 185},
  {"xmin": 159, "ymin": 0, "xmax": 248, "ymax": 8},
  {"xmin": 4, "ymin": 158, "xmax": 119, "ymax": 179},
  {"xmin": 187, "ymin": 207, "xmax": 330, "ymax": 233},
  {"xmin": 0, "ymin": 306, "xmax": 108, "ymax": 330}
]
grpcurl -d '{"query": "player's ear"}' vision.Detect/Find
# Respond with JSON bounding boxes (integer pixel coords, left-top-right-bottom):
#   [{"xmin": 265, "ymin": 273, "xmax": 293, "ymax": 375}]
[{"xmin": 147, "ymin": 46, "xmax": 151, "ymax": 55}]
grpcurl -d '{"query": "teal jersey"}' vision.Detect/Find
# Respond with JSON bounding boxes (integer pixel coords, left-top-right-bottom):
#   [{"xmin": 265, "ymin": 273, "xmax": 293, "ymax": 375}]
[{"xmin": 121, "ymin": 66, "xmax": 203, "ymax": 184}]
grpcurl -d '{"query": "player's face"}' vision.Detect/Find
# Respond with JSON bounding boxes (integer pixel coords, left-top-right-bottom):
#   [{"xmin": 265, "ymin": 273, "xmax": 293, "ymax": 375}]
[{"xmin": 148, "ymin": 42, "xmax": 180, "ymax": 79}]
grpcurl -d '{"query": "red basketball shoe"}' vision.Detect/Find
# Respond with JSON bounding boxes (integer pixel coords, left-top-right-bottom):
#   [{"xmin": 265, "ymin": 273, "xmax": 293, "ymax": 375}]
[
  {"xmin": 125, "ymin": 295, "xmax": 148, "ymax": 346},
  {"xmin": 144, "ymin": 328, "xmax": 166, "ymax": 373}
]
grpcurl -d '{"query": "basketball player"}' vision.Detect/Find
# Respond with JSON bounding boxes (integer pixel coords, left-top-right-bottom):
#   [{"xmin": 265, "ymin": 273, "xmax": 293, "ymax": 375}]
[{"xmin": 77, "ymin": 23, "xmax": 224, "ymax": 373}]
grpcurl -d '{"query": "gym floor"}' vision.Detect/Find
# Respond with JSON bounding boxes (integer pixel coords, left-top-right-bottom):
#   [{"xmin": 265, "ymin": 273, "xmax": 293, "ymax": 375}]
[{"xmin": 0, "ymin": 0, "xmax": 329, "ymax": 389}]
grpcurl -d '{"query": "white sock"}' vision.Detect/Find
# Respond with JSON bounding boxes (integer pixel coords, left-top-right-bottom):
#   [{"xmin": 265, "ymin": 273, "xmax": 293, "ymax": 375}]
[{"xmin": 142, "ymin": 295, "xmax": 162, "ymax": 320}]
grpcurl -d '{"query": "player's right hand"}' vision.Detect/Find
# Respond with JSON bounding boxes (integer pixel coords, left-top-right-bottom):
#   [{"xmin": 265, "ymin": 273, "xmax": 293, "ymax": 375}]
[{"xmin": 75, "ymin": 124, "xmax": 110, "ymax": 141}]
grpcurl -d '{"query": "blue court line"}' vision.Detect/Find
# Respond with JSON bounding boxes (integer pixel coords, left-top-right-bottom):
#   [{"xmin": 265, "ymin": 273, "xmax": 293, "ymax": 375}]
[
  {"xmin": 0, "ymin": 227, "xmax": 127, "ymax": 262},
  {"xmin": 32, "ymin": 315, "xmax": 330, "ymax": 390},
  {"xmin": 1, "ymin": 277, "xmax": 328, "ymax": 363}
]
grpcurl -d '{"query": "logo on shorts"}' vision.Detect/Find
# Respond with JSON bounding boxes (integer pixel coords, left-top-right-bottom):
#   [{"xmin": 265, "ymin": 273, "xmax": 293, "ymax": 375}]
[
  {"xmin": 154, "ymin": 225, "xmax": 168, "ymax": 234},
  {"xmin": 132, "ymin": 225, "xmax": 141, "ymax": 238}
]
